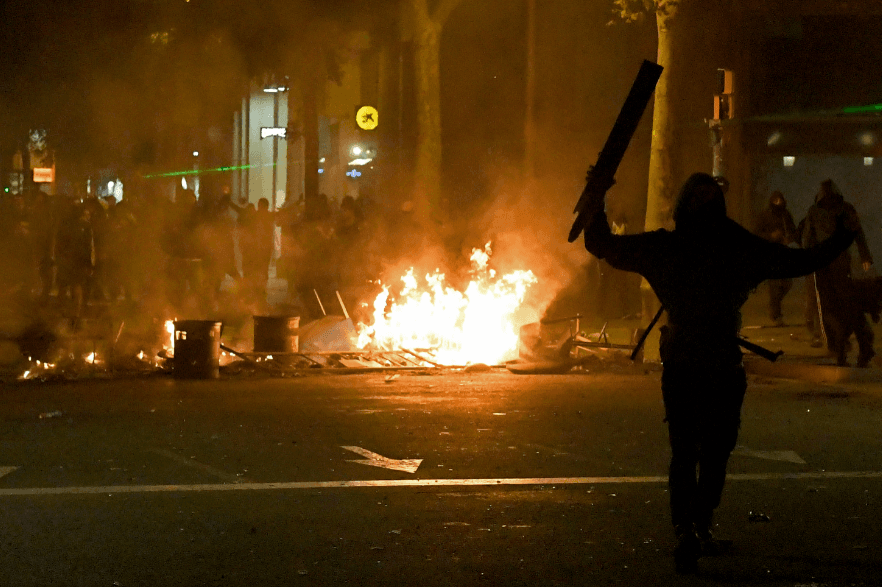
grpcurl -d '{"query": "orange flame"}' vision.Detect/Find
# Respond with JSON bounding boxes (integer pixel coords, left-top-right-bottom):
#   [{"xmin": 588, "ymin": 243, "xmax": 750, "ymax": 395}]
[
  {"xmin": 357, "ymin": 243, "xmax": 537, "ymax": 365},
  {"xmin": 164, "ymin": 320, "xmax": 175, "ymax": 355}
]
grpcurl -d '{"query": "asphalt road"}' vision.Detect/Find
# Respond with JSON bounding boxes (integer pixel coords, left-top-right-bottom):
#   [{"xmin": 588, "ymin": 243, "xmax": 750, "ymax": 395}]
[{"xmin": 1, "ymin": 369, "xmax": 882, "ymax": 586}]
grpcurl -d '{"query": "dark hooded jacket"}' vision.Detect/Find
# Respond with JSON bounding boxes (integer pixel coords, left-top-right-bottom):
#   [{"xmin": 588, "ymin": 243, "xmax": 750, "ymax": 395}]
[
  {"xmin": 801, "ymin": 179, "xmax": 872, "ymax": 276},
  {"xmin": 755, "ymin": 191, "xmax": 797, "ymax": 246},
  {"xmin": 584, "ymin": 173, "xmax": 855, "ymax": 364}
]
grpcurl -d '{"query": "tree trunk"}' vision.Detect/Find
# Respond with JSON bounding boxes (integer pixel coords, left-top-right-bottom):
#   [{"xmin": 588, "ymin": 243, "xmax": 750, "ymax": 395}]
[
  {"xmin": 644, "ymin": 3, "xmax": 682, "ymax": 234},
  {"xmin": 405, "ymin": 0, "xmax": 463, "ymax": 226},
  {"xmin": 413, "ymin": 21, "xmax": 443, "ymax": 225},
  {"xmin": 640, "ymin": 0, "xmax": 687, "ymax": 357}
]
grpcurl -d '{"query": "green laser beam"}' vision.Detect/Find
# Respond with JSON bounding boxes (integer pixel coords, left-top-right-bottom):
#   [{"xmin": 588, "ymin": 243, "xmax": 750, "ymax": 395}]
[
  {"xmin": 142, "ymin": 163, "xmax": 276, "ymax": 179},
  {"xmin": 842, "ymin": 103, "xmax": 882, "ymax": 114}
]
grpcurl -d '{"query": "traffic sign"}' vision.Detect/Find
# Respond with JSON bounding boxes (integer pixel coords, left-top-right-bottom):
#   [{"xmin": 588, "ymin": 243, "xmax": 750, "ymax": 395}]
[{"xmin": 356, "ymin": 106, "xmax": 378, "ymax": 130}]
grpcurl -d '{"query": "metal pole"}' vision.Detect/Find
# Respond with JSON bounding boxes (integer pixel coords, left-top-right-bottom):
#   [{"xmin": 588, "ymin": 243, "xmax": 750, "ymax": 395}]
[
  {"xmin": 272, "ymin": 91, "xmax": 279, "ymax": 212},
  {"xmin": 710, "ymin": 120, "xmax": 725, "ymax": 178}
]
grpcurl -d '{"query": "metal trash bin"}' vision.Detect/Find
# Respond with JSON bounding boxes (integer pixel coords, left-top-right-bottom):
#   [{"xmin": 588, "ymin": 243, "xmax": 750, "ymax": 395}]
[
  {"xmin": 253, "ymin": 316, "xmax": 300, "ymax": 353},
  {"xmin": 173, "ymin": 320, "xmax": 222, "ymax": 379}
]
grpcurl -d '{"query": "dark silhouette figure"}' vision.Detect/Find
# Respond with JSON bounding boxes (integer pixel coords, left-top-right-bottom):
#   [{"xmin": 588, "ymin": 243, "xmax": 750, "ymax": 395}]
[
  {"xmin": 55, "ymin": 201, "xmax": 96, "ymax": 324},
  {"xmin": 162, "ymin": 188, "xmax": 202, "ymax": 312},
  {"xmin": 231, "ymin": 197, "xmax": 276, "ymax": 308},
  {"xmin": 754, "ymin": 190, "xmax": 798, "ymax": 326},
  {"xmin": 582, "ymin": 172, "xmax": 855, "ymax": 573},
  {"xmin": 801, "ymin": 179, "xmax": 875, "ymax": 366},
  {"xmin": 293, "ymin": 193, "xmax": 338, "ymax": 320}
]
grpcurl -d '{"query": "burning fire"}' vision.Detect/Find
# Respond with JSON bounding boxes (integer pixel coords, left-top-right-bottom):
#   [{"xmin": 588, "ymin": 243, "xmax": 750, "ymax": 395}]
[
  {"xmin": 164, "ymin": 320, "xmax": 175, "ymax": 357},
  {"xmin": 357, "ymin": 243, "xmax": 537, "ymax": 365}
]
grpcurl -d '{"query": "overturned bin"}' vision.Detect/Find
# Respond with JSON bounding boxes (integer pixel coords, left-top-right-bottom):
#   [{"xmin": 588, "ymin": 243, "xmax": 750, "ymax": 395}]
[
  {"xmin": 173, "ymin": 320, "xmax": 223, "ymax": 379},
  {"xmin": 253, "ymin": 316, "xmax": 300, "ymax": 353}
]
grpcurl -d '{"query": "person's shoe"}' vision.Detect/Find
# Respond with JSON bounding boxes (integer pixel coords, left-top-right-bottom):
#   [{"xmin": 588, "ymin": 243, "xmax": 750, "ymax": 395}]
[
  {"xmin": 673, "ymin": 525, "xmax": 701, "ymax": 574},
  {"xmin": 696, "ymin": 526, "xmax": 733, "ymax": 556}
]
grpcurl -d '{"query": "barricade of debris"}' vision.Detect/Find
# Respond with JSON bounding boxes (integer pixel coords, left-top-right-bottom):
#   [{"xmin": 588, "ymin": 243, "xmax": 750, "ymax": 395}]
[
  {"xmin": 1, "ymin": 309, "xmax": 654, "ymax": 382},
  {"xmin": 0, "ymin": 312, "xmax": 450, "ymax": 382},
  {"xmin": 507, "ymin": 314, "xmax": 654, "ymax": 375}
]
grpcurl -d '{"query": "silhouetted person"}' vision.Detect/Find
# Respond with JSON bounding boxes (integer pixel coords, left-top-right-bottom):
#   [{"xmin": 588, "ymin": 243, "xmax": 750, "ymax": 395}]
[
  {"xmin": 294, "ymin": 193, "xmax": 338, "ymax": 320},
  {"xmin": 582, "ymin": 172, "xmax": 855, "ymax": 573},
  {"xmin": 30, "ymin": 191, "xmax": 58, "ymax": 301},
  {"xmin": 162, "ymin": 188, "xmax": 201, "ymax": 312},
  {"xmin": 801, "ymin": 179, "xmax": 875, "ymax": 366},
  {"xmin": 232, "ymin": 197, "xmax": 276, "ymax": 308},
  {"xmin": 55, "ymin": 201, "xmax": 95, "ymax": 325},
  {"xmin": 196, "ymin": 185, "xmax": 239, "ymax": 309},
  {"xmin": 755, "ymin": 190, "xmax": 798, "ymax": 326},
  {"xmin": 336, "ymin": 195, "xmax": 366, "ymax": 316}
]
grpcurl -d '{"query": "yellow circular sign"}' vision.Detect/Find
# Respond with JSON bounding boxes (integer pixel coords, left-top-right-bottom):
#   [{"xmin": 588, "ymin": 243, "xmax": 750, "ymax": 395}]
[{"xmin": 356, "ymin": 105, "xmax": 379, "ymax": 130}]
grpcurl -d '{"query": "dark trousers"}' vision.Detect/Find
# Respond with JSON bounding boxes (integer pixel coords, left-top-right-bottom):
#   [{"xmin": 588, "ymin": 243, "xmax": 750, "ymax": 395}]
[
  {"xmin": 817, "ymin": 269, "xmax": 875, "ymax": 366},
  {"xmin": 661, "ymin": 362, "xmax": 747, "ymax": 530},
  {"xmin": 768, "ymin": 278, "xmax": 793, "ymax": 322}
]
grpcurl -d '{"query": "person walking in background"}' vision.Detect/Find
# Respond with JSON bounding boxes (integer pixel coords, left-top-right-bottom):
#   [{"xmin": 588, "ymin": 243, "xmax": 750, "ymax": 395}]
[
  {"xmin": 754, "ymin": 190, "xmax": 798, "ymax": 326},
  {"xmin": 801, "ymin": 179, "xmax": 875, "ymax": 366}
]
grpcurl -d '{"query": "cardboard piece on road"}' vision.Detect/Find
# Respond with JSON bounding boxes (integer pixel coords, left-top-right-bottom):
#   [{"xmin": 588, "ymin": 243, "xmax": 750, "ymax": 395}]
[{"xmin": 298, "ymin": 315, "xmax": 358, "ymax": 352}]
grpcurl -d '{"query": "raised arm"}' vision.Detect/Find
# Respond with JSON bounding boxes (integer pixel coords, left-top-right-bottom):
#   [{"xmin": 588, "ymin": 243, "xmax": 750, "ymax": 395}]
[
  {"xmin": 583, "ymin": 208, "xmax": 662, "ymax": 275},
  {"xmin": 746, "ymin": 216, "xmax": 856, "ymax": 281}
]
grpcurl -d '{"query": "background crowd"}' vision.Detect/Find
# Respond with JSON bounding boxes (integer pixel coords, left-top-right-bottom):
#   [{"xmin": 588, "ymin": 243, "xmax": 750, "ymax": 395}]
[{"xmin": 0, "ymin": 180, "xmax": 425, "ymax": 330}]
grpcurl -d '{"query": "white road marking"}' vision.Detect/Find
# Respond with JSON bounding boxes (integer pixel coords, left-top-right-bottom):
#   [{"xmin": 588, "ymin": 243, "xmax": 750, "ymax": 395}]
[
  {"xmin": 2, "ymin": 471, "xmax": 882, "ymax": 497},
  {"xmin": 341, "ymin": 446, "xmax": 423, "ymax": 473},
  {"xmin": 0, "ymin": 467, "xmax": 18, "ymax": 479},
  {"xmin": 732, "ymin": 446, "xmax": 806, "ymax": 464}
]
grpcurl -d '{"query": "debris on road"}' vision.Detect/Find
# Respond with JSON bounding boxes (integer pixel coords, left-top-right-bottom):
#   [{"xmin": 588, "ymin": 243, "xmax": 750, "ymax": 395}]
[
  {"xmin": 748, "ymin": 511, "xmax": 771, "ymax": 523},
  {"xmin": 38, "ymin": 410, "xmax": 63, "ymax": 419},
  {"xmin": 464, "ymin": 362, "xmax": 491, "ymax": 373}
]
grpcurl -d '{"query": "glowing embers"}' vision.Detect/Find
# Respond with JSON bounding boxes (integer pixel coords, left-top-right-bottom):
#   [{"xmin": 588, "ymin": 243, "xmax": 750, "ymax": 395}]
[{"xmin": 357, "ymin": 243, "xmax": 537, "ymax": 366}]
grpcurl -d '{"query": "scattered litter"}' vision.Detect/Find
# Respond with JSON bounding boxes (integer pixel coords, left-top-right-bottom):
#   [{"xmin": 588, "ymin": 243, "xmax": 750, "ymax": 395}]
[
  {"xmin": 852, "ymin": 544, "xmax": 869, "ymax": 550},
  {"xmin": 389, "ymin": 529, "xmax": 402, "ymax": 534},
  {"xmin": 38, "ymin": 410, "xmax": 63, "ymax": 419},
  {"xmin": 748, "ymin": 511, "xmax": 771, "ymax": 523},
  {"xmin": 296, "ymin": 570, "xmax": 308, "ymax": 575},
  {"xmin": 384, "ymin": 374, "xmax": 400, "ymax": 383}
]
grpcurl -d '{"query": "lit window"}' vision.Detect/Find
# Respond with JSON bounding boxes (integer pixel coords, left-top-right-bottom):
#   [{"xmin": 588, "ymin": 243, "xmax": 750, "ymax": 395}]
[
  {"xmin": 783, "ymin": 156, "xmax": 796, "ymax": 167},
  {"xmin": 865, "ymin": 157, "xmax": 874, "ymax": 166}
]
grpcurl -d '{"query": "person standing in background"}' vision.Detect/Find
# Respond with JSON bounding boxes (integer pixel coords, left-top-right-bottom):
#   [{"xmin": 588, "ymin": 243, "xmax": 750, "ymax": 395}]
[{"xmin": 754, "ymin": 191, "xmax": 798, "ymax": 327}]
